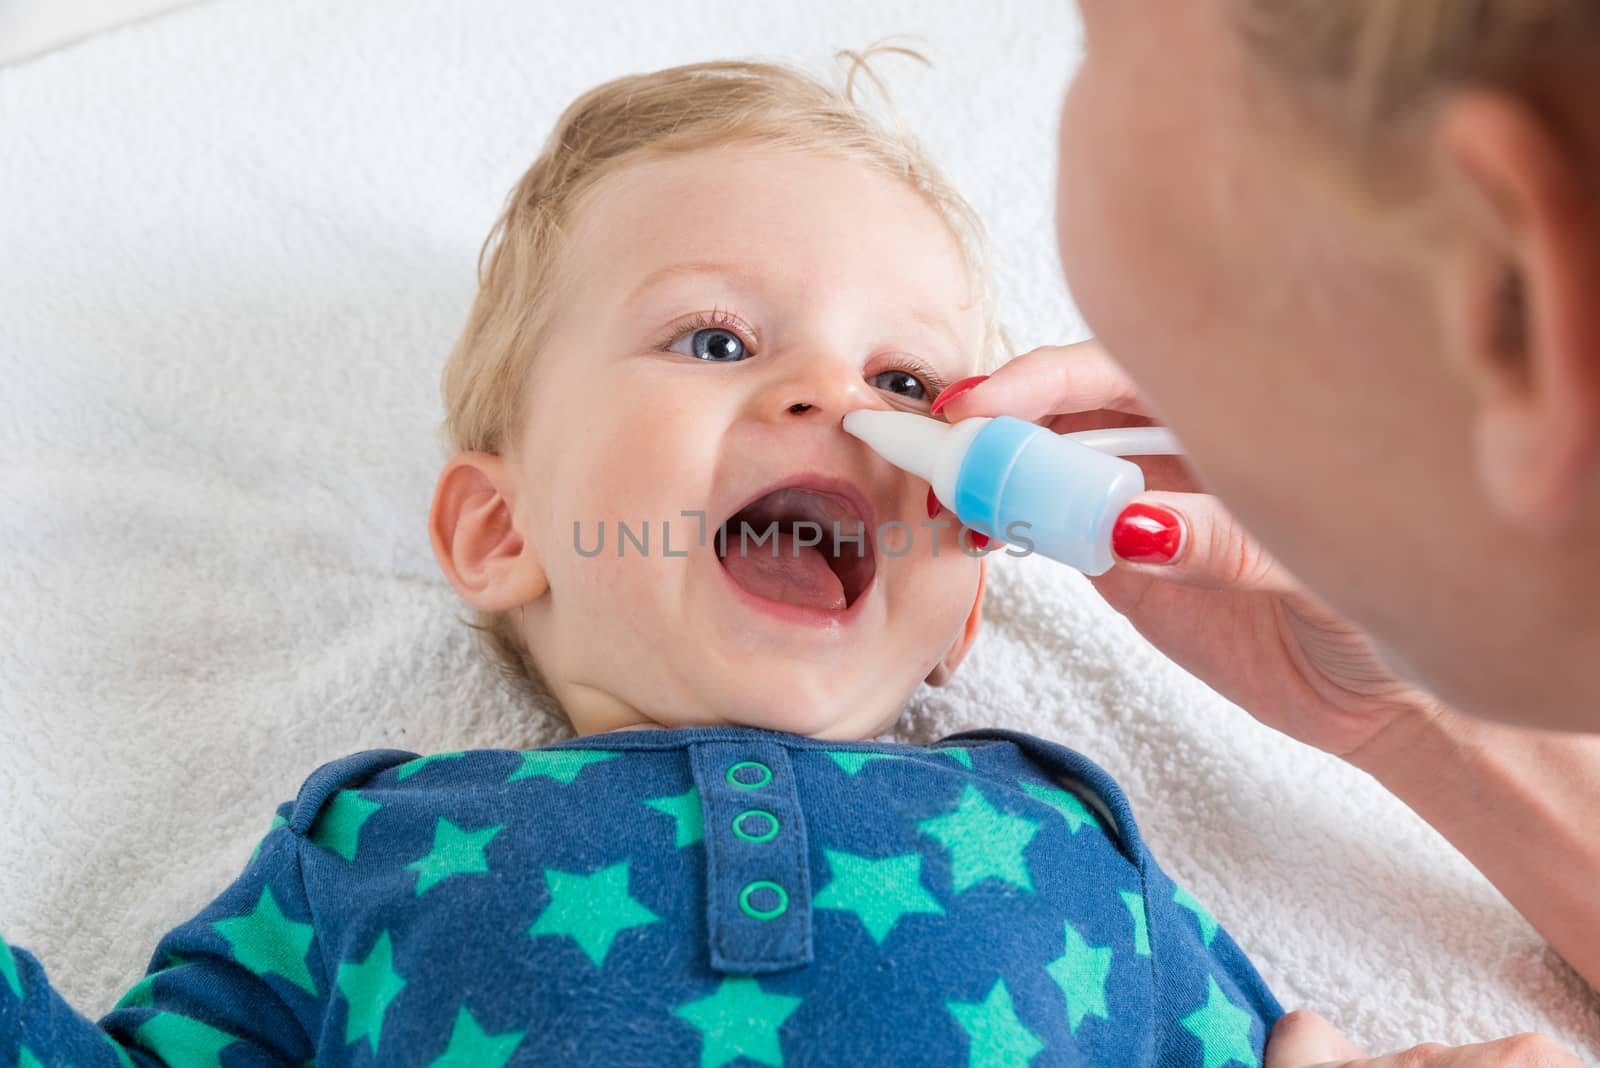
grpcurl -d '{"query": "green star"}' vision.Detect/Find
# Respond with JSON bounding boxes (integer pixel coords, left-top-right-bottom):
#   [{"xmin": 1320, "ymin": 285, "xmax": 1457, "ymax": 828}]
[
  {"xmin": 308, "ymin": 790, "xmax": 383, "ymax": 862},
  {"xmin": 505, "ymin": 749, "xmax": 620, "ymax": 784},
  {"xmin": 813, "ymin": 849, "xmax": 945, "ymax": 944},
  {"xmin": 114, "ymin": 954, "xmax": 195, "ymax": 1011},
  {"xmin": 529, "ymin": 860, "xmax": 661, "ymax": 966},
  {"xmin": 134, "ymin": 1011, "xmax": 243, "ymax": 1068},
  {"xmin": 405, "ymin": 817, "xmax": 504, "ymax": 896},
  {"xmin": 211, "ymin": 885, "xmax": 318, "ymax": 994},
  {"xmin": 425, "ymin": 1003, "xmax": 525, "ymax": 1067},
  {"xmin": 1173, "ymin": 884, "xmax": 1219, "ymax": 946},
  {"xmin": 931, "ymin": 746, "xmax": 974, "ymax": 769},
  {"xmin": 1018, "ymin": 781, "xmax": 1100, "ymax": 835},
  {"xmin": 249, "ymin": 813, "xmax": 289, "ymax": 865},
  {"xmin": 0, "ymin": 931, "xmax": 22, "ymax": 1000},
  {"xmin": 1181, "ymin": 975, "xmax": 1259, "ymax": 1068},
  {"xmin": 917, "ymin": 783, "xmax": 1041, "ymax": 893},
  {"xmin": 1044, "ymin": 920, "xmax": 1113, "ymax": 1034},
  {"xmin": 946, "ymin": 977, "xmax": 1044, "ymax": 1067},
  {"xmin": 643, "ymin": 786, "xmax": 704, "ymax": 848},
  {"xmin": 825, "ymin": 750, "xmax": 903, "ymax": 775},
  {"xmin": 396, "ymin": 751, "xmax": 466, "ymax": 781},
  {"xmin": 1119, "ymin": 890, "xmax": 1151, "ymax": 956},
  {"xmin": 673, "ymin": 975, "xmax": 803, "ymax": 1068},
  {"xmin": 336, "ymin": 929, "xmax": 407, "ymax": 1054}
]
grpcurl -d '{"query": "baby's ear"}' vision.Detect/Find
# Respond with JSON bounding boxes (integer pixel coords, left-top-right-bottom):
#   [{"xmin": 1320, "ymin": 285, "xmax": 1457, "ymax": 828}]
[
  {"xmin": 428, "ymin": 451, "xmax": 548, "ymax": 611},
  {"xmin": 925, "ymin": 559, "xmax": 986, "ymax": 687}
]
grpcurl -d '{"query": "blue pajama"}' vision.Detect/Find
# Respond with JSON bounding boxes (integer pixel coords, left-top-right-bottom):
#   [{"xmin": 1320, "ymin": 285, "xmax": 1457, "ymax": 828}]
[{"xmin": 0, "ymin": 725, "xmax": 1283, "ymax": 1066}]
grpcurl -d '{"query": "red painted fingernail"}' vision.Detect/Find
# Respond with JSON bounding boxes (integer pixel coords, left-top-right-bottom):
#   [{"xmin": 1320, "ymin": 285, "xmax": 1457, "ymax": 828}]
[
  {"xmin": 930, "ymin": 374, "xmax": 990, "ymax": 417},
  {"xmin": 926, "ymin": 487, "xmax": 942, "ymax": 520},
  {"xmin": 1112, "ymin": 503, "xmax": 1183, "ymax": 564},
  {"xmin": 969, "ymin": 530, "xmax": 990, "ymax": 550}
]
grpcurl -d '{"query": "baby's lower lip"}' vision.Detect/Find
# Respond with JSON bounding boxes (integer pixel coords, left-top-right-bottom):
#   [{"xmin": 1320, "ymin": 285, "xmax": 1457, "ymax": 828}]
[{"xmin": 711, "ymin": 549, "xmax": 874, "ymax": 629}]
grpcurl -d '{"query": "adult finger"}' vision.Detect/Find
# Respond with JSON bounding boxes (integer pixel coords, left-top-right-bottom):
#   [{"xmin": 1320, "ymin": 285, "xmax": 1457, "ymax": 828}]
[
  {"xmin": 1264, "ymin": 1010, "xmax": 1368, "ymax": 1068},
  {"xmin": 935, "ymin": 340, "xmax": 1154, "ymax": 424},
  {"xmin": 1108, "ymin": 489, "xmax": 1304, "ymax": 597}
]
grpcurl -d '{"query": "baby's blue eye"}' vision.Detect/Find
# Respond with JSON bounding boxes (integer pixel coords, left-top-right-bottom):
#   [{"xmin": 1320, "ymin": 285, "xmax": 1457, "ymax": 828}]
[
  {"xmin": 670, "ymin": 327, "xmax": 747, "ymax": 362},
  {"xmin": 872, "ymin": 369, "xmax": 927, "ymax": 401}
]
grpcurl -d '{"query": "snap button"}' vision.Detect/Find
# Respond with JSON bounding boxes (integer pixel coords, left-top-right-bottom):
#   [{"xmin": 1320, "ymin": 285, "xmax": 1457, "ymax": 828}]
[
  {"xmin": 739, "ymin": 880, "xmax": 789, "ymax": 920},
  {"xmin": 732, "ymin": 808, "xmax": 780, "ymax": 843},
  {"xmin": 727, "ymin": 760, "xmax": 772, "ymax": 789}
]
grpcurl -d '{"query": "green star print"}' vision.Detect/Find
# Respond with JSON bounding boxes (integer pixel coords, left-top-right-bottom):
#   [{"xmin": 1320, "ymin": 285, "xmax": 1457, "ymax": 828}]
[
  {"xmin": 947, "ymin": 978, "xmax": 1044, "ymax": 1067},
  {"xmin": 308, "ymin": 790, "xmax": 382, "ymax": 862},
  {"xmin": 1118, "ymin": 890, "xmax": 1152, "ymax": 956},
  {"xmin": 425, "ymin": 1004, "xmax": 525, "ymax": 1067},
  {"xmin": 917, "ymin": 783, "xmax": 1041, "ymax": 893},
  {"xmin": 0, "ymin": 932, "xmax": 21, "ymax": 1000},
  {"xmin": 674, "ymin": 975, "xmax": 803, "ymax": 1068},
  {"xmin": 1018, "ymin": 781, "xmax": 1100, "ymax": 835},
  {"xmin": 134, "ymin": 1011, "xmax": 243, "ymax": 1068},
  {"xmin": 211, "ymin": 885, "xmax": 318, "ymax": 994},
  {"xmin": 813, "ymin": 849, "xmax": 945, "ymax": 944},
  {"xmin": 825, "ymin": 750, "xmax": 904, "ymax": 775},
  {"xmin": 1044, "ymin": 920, "xmax": 1112, "ymax": 1034},
  {"xmin": 505, "ymin": 749, "xmax": 620, "ymax": 784},
  {"xmin": 405, "ymin": 817, "xmax": 504, "ymax": 895},
  {"xmin": 643, "ymin": 786, "xmax": 704, "ymax": 848},
  {"xmin": 396, "ymin": 752, "xmax": 466, "ymax": 781},
  {"xmin": 1173, "ymin": 884, "xmax": 1220, "ymax": 946},
  {"xmin": 528, "ymin": 859, "xmax": 661, "ymax": 966},
  {"xmin": 1181, "ymin": 976, "xmax": 1259, "ymax": 1068},
  {"xmin": 337, "ymin": 929, "xmax": 407, "ymax": 1054}
]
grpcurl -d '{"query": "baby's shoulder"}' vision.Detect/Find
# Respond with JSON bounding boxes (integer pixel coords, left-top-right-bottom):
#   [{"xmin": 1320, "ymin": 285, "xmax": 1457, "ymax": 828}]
[
  {"xmin": 285, "ymin": 747, "xmax": 422, "ymax": 836},
  {"xmin": 283, "ymin": 742, "xmax": 647, "ymax": 835},
  {"xmin": 933, "ymin": 727, "xmax": 1149, "ymax": 868}
]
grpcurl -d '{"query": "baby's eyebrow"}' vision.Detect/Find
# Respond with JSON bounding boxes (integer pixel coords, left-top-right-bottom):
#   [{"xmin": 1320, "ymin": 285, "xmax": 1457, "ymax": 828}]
[{"xmin": 625, "ymin": 260, "xmax": 760, "ymax": 307}]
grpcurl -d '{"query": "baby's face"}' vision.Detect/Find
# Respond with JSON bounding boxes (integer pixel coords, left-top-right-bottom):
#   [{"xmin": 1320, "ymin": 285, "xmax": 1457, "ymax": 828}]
[{"xmin": 501, "ymin": 146, "xmax": 988, "ymax": 738}]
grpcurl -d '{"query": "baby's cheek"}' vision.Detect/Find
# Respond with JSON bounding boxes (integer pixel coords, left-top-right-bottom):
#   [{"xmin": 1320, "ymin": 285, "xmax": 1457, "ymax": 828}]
[{"xmin": 885, "ymin": 536, "xmax": 984, "ymax": 650}]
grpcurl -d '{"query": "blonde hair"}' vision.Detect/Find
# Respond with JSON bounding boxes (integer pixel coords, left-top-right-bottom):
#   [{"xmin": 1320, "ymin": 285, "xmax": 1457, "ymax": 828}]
[
  {"xmin": 436, "ymin": 42, "xmax": 1012, "ymax": 709},
  {"xmin": 1233, "ymin": 1, "xmax": 1600, "ymax": 176}
]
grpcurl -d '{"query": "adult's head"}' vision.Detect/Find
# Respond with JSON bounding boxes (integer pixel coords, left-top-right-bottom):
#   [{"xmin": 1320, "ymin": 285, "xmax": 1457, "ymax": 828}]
[{"xmin": 1056, "ymin": 1, "xmax": 1600, "ymax": 732}]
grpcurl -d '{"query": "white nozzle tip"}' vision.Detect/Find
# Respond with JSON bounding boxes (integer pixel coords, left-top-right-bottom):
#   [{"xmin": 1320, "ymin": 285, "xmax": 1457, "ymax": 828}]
[{"xmin": 840, "ymin": 408, "xmax": 951, "ymax": 484}]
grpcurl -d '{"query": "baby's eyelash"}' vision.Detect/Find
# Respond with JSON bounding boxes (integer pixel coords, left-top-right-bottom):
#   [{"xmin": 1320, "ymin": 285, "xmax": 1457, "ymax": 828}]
[
  {"xmin": 652, "ymin": 307, "xmax": 756, "ymax": 353},
  {"xmin": 653, "ymin": 307, "xmax": 950, "ymax": 398},
  {"xmin": 891, "ymin": 354, "xmax": 950, "ymax": 399}
]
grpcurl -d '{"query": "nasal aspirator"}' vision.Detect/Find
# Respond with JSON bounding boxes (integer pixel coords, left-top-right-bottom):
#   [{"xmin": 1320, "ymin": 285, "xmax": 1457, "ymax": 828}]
[{"xmin": 840, "ymin": 410, "xmax": 1183, "ymax": 576}]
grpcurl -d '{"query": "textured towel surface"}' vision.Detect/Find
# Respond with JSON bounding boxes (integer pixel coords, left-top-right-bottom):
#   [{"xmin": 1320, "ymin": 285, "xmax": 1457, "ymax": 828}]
[{"xmin": 1, "ymin": 0, "xmax": 1596, "ymax": 1059}]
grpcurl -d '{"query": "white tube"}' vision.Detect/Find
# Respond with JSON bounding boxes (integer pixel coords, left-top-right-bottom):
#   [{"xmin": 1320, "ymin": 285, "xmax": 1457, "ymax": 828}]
[{"xmin": 1062, "ymin": 426, "xmax": 1183, "ymax": 458}]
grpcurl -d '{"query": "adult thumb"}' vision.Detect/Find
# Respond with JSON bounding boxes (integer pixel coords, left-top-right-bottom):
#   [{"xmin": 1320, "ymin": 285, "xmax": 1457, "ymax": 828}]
[{"xmin": 1264, "ymin": 1010, "xmax": 1369, "ymax": 1068}]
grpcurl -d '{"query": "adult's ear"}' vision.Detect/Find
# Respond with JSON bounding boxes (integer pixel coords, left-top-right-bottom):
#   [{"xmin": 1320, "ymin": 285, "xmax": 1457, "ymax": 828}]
[
  {"xmin": 926, "ymin": 558, "xmax": 986, "ymax": 687},
  {"xmin": 428, "ymin": 451, "xmax": 548, "ymax": 612},
  {"xmin": 1436, "ymin": 89, "xmax": 1600, "ymax": 533}
]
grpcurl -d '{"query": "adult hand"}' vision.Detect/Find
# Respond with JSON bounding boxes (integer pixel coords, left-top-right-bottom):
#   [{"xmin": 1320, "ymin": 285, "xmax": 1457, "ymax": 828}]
[
  {"xmin": 933, "ymin": 340, "xmax": 1446, "ymax": 762},
  {"xmin": 1264, "ymin": 1009, "xmax": 1584, "ymax": 1066}
]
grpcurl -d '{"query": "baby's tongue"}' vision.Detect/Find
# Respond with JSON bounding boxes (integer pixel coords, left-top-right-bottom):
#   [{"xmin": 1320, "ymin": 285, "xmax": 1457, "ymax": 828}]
[{"xmin": 721, "ymin": 528, "xmax": 846, "ymax": 612}]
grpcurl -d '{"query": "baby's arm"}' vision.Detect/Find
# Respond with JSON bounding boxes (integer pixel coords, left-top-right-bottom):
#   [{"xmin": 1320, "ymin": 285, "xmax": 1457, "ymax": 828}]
[
  {"xmin": 1140, "ymin": 847, "xmax": 1285, "ymax": 1067},
  {"xmin": 1, "ymin": 800, "xmax": 323, "ymax": 1066}
]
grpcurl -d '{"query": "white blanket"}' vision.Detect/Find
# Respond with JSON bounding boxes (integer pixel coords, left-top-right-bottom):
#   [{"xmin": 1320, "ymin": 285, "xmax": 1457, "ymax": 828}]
[{"xmin": 1, "ymin": 0, "xmax": 1595, "ymax": 1059}]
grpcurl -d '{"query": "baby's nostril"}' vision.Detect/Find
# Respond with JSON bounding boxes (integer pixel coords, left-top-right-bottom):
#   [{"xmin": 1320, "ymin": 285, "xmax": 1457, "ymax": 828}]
[{"xmin": 788, "ymin": 402, "xmax": 811, "ymax": 413}]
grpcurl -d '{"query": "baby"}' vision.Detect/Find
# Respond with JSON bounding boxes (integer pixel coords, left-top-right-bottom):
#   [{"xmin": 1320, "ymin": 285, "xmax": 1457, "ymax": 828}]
[{"xmin": 0, "ymin": 51, "xmax": 1283, "ymax": 1067}]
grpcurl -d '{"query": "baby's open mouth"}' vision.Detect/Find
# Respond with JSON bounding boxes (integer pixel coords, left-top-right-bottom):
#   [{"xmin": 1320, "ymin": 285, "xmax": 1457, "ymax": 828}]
[{"xmin": 716, "ymin": 485, "xmax": 877, "ymax": 613}]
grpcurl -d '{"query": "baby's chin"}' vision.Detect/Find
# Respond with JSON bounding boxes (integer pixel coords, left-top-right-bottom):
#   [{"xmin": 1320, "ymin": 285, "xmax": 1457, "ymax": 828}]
[{"xmin": 652, "ymin": 687, "xmax": 908, "ymax": 741}]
